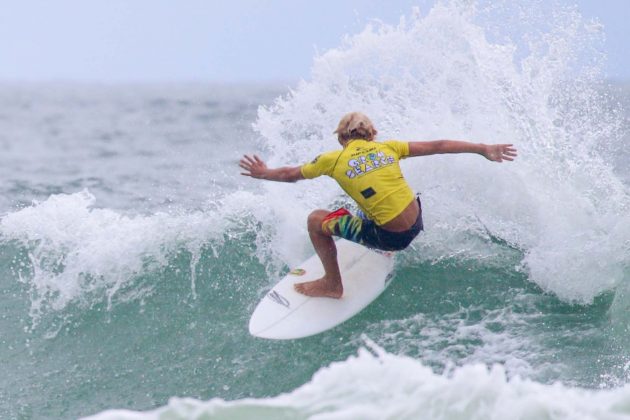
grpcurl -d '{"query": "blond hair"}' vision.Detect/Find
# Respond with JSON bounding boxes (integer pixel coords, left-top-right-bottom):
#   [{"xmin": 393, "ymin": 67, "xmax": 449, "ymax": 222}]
[{"xmin": 334, "ymin": 112, "xmax": 377, "ymax": 142}]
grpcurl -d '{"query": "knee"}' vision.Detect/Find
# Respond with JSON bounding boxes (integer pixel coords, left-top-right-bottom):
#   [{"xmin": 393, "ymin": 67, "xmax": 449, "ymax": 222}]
[{"xmin": 307, "ymin": 210, "xmax": 328, "ymax": 232}]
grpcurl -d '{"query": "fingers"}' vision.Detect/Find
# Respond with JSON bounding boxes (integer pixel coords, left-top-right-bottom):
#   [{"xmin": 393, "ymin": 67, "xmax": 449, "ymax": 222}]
[
  {"xmin": 239, "ymin": 155, "xmax": 254, "ymax": 176},
  {"xmin": 502, "ymin": 147, "xmax": 516, "ymax": 159},
  {"xmin": 493, "ymin": 144, "xmax": 518, "ymax": 163},
  {"xmin": 239, "ymin": 155, "xmax": 257, "ymax": 170},
  {"xmin": 240, "ymin": 154, "xmax": 256, "ymax": 166},
  {"xmin": 240, "ymin": 154, "xmax": 267, "ymax": 167}
]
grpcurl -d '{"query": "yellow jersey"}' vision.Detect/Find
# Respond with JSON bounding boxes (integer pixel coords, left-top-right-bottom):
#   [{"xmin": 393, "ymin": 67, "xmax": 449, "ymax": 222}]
[{"xmin": 300, "ymin": 139, "xmax": 415, "ymax": 225}]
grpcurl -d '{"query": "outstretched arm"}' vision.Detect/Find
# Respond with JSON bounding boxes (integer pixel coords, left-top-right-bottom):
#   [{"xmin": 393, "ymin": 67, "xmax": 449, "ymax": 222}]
[
  {"xmin": 408, "ymin": 140, "xmax": 517, "ymax": 162},
  {"xmin": 239, "ymin": 154, "xmax": 304, "ymax": 182}
]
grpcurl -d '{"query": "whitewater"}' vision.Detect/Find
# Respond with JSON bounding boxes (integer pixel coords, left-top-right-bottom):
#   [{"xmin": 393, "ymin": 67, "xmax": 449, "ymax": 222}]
[{"xmin": 1, "ymin": 1, "xmax": 629, "ymax": 419}]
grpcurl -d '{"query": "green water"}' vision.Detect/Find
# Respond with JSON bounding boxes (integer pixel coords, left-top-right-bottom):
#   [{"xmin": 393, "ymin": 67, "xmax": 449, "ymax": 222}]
[{"xmin": 1, "ymin": 234, "xmax": 625, "ymax": 419}]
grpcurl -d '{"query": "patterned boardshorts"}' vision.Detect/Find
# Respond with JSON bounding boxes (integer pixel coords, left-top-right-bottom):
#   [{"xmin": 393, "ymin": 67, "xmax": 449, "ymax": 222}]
[{"xmin": 321, "ymin": 198, "xmax": 423, "ymax": 251}]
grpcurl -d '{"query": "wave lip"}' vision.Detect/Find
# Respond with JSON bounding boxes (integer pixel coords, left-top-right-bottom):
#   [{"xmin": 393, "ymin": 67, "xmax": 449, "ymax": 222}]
[
  {"xmin": 253, "ymin": 0, "xmax": 630, "ymax": 304},
  {"xmin": 82, "ymin": 342, "xmax": 630, "ymax": 420}
]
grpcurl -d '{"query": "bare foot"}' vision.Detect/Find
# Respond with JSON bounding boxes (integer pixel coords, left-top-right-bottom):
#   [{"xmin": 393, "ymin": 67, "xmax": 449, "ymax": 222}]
[{"xmin": 294, "ymin": 277, "xmax": 343, "ymax": 299}]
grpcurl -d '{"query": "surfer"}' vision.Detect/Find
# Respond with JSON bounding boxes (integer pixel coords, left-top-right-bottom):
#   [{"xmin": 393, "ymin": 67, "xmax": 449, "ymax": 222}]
[{"xmin": 240, "ymin": 112, "xmax": 517, "ymax": 298}]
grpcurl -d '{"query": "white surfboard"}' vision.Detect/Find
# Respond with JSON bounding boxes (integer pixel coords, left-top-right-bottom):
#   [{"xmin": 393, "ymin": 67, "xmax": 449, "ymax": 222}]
[{"xmin": 248, "ymin": 239, "xmax": 395, "ymax": 340}]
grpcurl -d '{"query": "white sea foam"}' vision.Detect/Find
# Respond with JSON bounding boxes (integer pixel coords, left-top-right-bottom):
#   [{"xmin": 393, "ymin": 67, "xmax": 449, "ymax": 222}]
[
  {"xmin": 253, "ymin": 1, "xmax": 629, "ymax": 303},
  {"xmin": 82, "ymin": 342, "xmax": 630, "ymax": 420},
  {"xmin": 0, "ymin": 189, "xmax": 279, "ymax": 324},
  {"xmin": 365, "ymin": 306, "xmax": 541, "ymax": 379}
]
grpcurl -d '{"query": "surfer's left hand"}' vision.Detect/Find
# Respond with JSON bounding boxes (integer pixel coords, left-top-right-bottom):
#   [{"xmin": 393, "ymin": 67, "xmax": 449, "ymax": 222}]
[{"xmin": 483, "ymin": 144, "xmax": 517, "ymax": 162}]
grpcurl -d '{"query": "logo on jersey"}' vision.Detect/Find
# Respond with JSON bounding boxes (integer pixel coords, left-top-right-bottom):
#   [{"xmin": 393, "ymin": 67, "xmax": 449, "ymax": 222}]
[{"xmin": 345, "ymin": 151, "xmax": 395, "ymax": 179}]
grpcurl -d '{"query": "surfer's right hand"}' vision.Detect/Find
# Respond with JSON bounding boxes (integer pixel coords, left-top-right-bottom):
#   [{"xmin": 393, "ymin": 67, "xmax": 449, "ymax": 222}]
[{"xmin": 239, "ymin": 154, "xmax": 268, "ymax": 179}]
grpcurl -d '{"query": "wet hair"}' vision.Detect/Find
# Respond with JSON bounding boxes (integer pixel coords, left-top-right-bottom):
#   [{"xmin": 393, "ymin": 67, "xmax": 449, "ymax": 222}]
[{"xmin": 334, "ymin": 112, "xmax": 377, "ymax": 142}]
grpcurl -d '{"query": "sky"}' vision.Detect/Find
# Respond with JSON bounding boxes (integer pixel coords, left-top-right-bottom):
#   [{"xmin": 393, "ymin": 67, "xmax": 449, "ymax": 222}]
[{"xmin": 0, "ymin": 0, "xmax": 628, "ymax": 83}]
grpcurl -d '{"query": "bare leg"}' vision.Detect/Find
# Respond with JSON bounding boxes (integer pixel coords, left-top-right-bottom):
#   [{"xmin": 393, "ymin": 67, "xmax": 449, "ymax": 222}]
[{"xmin": 294, "ymin": 209, "xmax": 343, "ymax": 298}]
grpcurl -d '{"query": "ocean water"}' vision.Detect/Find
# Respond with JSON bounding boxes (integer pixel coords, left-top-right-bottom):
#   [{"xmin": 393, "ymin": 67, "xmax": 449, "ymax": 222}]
[{"xmin": 2, "ymin": 1, "xmax": 630, "ymax": 419}]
